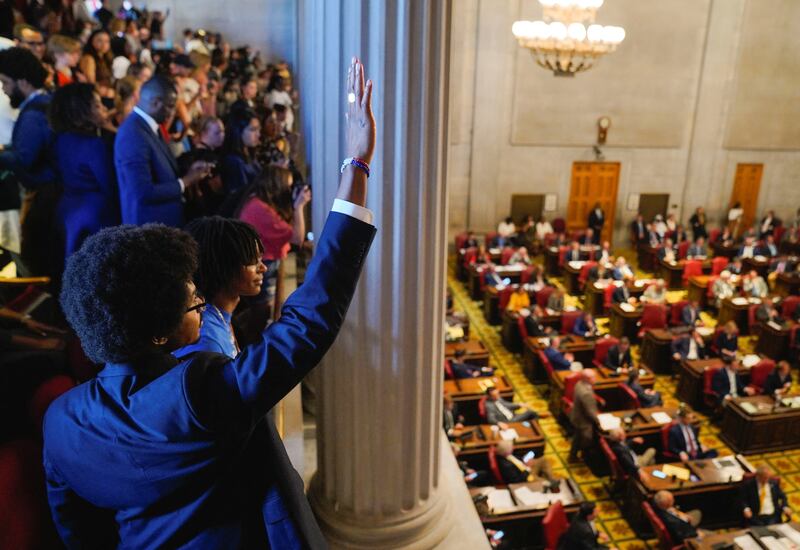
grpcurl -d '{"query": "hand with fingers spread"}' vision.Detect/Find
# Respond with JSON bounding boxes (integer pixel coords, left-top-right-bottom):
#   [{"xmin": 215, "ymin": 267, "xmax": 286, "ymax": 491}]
[{"xmin": 345, "ymin": 56, "xmax": 375, "ymax": 164}]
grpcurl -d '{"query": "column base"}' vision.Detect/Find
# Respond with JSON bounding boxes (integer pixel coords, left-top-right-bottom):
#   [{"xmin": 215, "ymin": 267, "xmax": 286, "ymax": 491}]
[{"xmin": 308, "ymin": 433, "xmax": 490, "ymax": 549}]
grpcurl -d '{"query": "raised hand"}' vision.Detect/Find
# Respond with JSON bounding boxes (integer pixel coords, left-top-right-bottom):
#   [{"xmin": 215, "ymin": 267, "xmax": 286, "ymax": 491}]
[{"xmin": 345, "ymin": 57, "xmax": 375, "ymax": 163}]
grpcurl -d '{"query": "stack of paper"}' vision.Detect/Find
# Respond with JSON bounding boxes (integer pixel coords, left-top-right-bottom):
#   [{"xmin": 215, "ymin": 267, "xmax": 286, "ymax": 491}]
[
  {"xmin": 734, "ymin": 534, "xmax": 766, "ymax": 550},
  {"xmin": 732, "ymin": 297, "xmax": 748, "ymax": 306},
  {"xmin": 568, "ymin": 261, "xmax": 585, "ymax": 269},
  {"xmin": 598, "ymin": 413, "xmax": 621, "ymax": 431},
  {"xmin": 740, "ymin": 402, "xmax": 758, "ymax": 414},
  {"xmin": 651, "ymin": 412, "xmax": 672, "ymax": 424},
  {"xmin": 487, "ymin": 489, "xmax": 515, "ymax": 513},
  {"xmin": 742, "ymin": 354, "xmax": 761, "ymax": 368},
  {"xmin": 774, "ymin": 524, "xmax": 800, "ymax": 546},
  {"xmin": 759, "ymin": 536, "xmax": 796, "ymax": 550},
  {"xmin": 500, "ymin": 429, "xmax": 519, "ymax": 441},
  {"xmin": 619, "ymin": 303, "xmax": 635, "ymax": 312}
]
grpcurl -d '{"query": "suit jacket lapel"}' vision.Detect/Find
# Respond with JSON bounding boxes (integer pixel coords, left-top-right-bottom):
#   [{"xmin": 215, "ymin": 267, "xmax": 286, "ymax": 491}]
[{"xmin": 135, "ymin": 113, "xmax": 179, "ymax": 175}]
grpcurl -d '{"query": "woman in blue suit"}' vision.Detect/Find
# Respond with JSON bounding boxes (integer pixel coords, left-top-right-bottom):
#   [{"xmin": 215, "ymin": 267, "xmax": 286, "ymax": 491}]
[{"xmin": 49, "ymin": 83, "xmax": 119, "ymax": 258}]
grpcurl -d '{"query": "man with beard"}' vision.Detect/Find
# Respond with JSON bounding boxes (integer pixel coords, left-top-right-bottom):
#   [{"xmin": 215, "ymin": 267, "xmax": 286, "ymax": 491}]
[{"xmin": 0, "ymin": 47, "xmax": 56, "ymax": 276}]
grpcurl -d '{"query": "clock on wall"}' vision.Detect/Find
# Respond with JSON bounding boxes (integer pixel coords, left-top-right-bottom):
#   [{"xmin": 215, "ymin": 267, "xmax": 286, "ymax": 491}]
[{"xmin": 597, "ymin": 116, "xmax": 611, "ymax": 145}]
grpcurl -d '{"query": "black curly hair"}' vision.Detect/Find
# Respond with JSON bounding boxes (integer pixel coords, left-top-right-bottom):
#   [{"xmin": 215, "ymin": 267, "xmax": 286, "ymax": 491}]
[
  {"xmin": 183, "ymin": 216, "xmax": 263, "ymax": 302},
  {"xmin": 48, "ymin": 83, "xmax": 99, "ymax": 135},
  {"xmin": 60, "ymin": 224, "xmax": 198, "ymax": 364},
  {"xmin": 0, "ymin": 46, "xmax": 47, "ymax": 89}
]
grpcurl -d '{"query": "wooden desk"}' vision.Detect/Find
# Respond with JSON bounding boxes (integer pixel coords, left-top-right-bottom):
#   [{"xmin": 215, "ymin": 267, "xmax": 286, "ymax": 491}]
[
  {"xmin": 688, "ymin": 275, "xmax": 712, "ymax": 309},
  {"xmin": 711, "ymin": 241, "xmax": 739, "ymax": 260},
  {"xmin": 640, "ymin": 328, "xmax": 678, "ymax": 375},
  {"xmin": 563, "ymin": 261, "xmax": 586, "ymax": 295},
  {"xmin": 757, "ymin": 320, "xmax": 797, "ymax": 360},
  {"xmin": 776, "ymin": 272, "xmax": 800, "ymax": 297},
  {"xmin": 609, "ymin": 303, "xmax": 643, "ymax": 340},
  {"xmin": 444, "ymin": 376, "xmax": 514, "ymax": 425},
  {"xmin": 445, "ymin": 340, "xmax": 490, "ymax": 366},
  {"xmin": 720, "ymin": 395, "xmax": 800, "ymax": 454},
  {"xmin": 549, "ymin": 366, "xmax": 655, "ymax": 417},
  {"xmin": 483, "ymin": 285, "xmax": 504, "ymax": 325},
  {"xmin": 744, "ymin": 255, "xmax": 771, "ymax": 278},
  {"xmin": 470, "ymin": 479, "xmax": 584, "ymax": 549},
  {"xmin": 602, "ymin": 406, "xmax": 697, "ymax": 450},
  {"xmin": 657, "ymin": 259, "xmax": 713, "ymax": 290},
  {"xmin": 522, "ymin": 335, "xmax": 596, "ymax": 383},
  {"xmin": 502, "ymin": 310, "xmax": 561, "ymax": 353},
  {"xmin": 718, "ymin": 296, "xmax": 762, "ymax": 335},
  {"xmin": 455, "ymin": 421, "xmax": 546, "ymax": 471},
  {"xmin": 637, "ymin": 244, "xmax": 659, "ymax": 272},
  {"xmin": 467, "ymin": 264, "xmax": 526, "ymax": 300},
  {"xmin": 626, "ymin": 455, "xmax": 755, "ymax": 535},
  {"xmin": 675, "ymin": 358, "xmax": 749, "ymax": 409},
  {"xmin": 685, "ymin": 523, "xmax": 800, "ymax": 549},
  {"xmin": 545, "ymin": 246, "xmax": 561, "ymax": 276}
]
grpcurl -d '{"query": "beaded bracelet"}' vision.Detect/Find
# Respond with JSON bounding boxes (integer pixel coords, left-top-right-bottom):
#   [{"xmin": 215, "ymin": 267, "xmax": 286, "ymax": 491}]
[{"xmin": 340, "ymin": 157, "xmax": 370, "ymax": 178}]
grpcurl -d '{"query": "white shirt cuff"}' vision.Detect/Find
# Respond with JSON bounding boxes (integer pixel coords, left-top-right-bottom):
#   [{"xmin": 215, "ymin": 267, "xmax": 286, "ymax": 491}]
[
  {"xmin": 331, "ymin": 198, "xmax": 374, "ymax": 226},
  {"xmin": 178, "ymin": 178, "xmax": 185, "ymax": 193}
]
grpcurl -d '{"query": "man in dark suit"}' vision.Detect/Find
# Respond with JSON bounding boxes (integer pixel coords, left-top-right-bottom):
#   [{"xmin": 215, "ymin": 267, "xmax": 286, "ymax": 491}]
[
  {"xmin": 443, "ymin": 394, "xmax": 464, "ymax": 439},
  {"xmin": 587, "ymin": 204, "xmax": 604, "ymax": 244},
  {"xmin": 763, "ymin": 360, "xmax": 792, "ymax": 396},
  {"xmin": 668, "ymin": 410, "xmax": 717, "ymax": 461},
  {"xmin": 607, "ymin": 427, "xmax": 655, "ymax": 481},
  {"xmin": 681, "ymin": 300, "xmax": 702, "ymax": 326},
  {"xmin": 485, "ymin": 387, "xmax": 538, "ymax": 426},
  {"xmin": 43, "ymin": 57, "xmax": 377, "ymax": 550},
  {"xmin": 631, "ymin": 215, "xmax": 646, "ymax": 244},
  {"xmin": 494, "ymin": 440, "xmax": 555, "ymax": 484},
  {"xmin": 565, "ymin": 241, "xmax": 582, "ymax": 262},
  {"xmin": 605, "ymin": 337, "xmax": 633, "ymax": 371},
  {"xmin": 544, "ymin": 336, "xmax": 573, "ymax": 370},
  {"xmin": 686, "ymin": 237, "xmax": 708, "ymax": 259},
  {"xmin": 579, "ymin": 228, "xmax": 595, "ymax": 246},
  {"xmin": 611, "ymin": 280, "xmax": 633, "ymax": 305},
  {"xmin": 653, "ymin": 490, "xmax": 704, "ymax": 544},
  {"xmin": 557, "ymin": 502, "xmax": 610, "ymax": 550},
  {"xmin": 587, "ymin": 263, "xmax": 611, "ymax": 283},
  {"xmin": 726, "ymin": 257, "xmax": 744, "ymax": 275},
  {"xmin": 711, "ymin": 358, "xmax": 755, "ymax": 405},
  {"xmin": 759, "ymin": 210, "xmax": 781, "ymax": 239},
  {"xmin": 759, "ymin": 235, "xmax": 779, "ymax": 257},
  {"xmin": 671, "ymin": 330, "xmax": 708, "ymax": 361},
  {"xmin": 115, "ymin": 75, "xmax": 211, "ymax": 226},
  {"xmin": 656, "ymin": 238, "xmax": 676, "ymax": 262},
  {"xmin": 740, "ymin": 465, "xmax": 790, "ymax": 526},
  {"xmin": 627, "ymin": 369, "xmax": 662, "ymax": 407},
  {"xmin": 522, "ymin": 308, "xmax": 550, "ymax": 337},
  {"xmin": 756, "ymin": 300, "xmax": 780, "ymax": 323}
]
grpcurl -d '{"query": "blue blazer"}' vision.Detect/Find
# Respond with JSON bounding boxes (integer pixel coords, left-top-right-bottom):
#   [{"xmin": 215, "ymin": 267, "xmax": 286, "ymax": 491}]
[
  {"xmin": 544, "ymin": 346, "xmax": 571, "ymax": 370},
  {"xmin": 221, "ymin": 153, "xmax": 261, "ymax": 194},
  {"xmin": 115, "ymin": 111, "xmax": 183, "ymax": 226},
  {"xmin": 572, "ymin": 317, "xmax": 595, "ymax": 337},
  {"xmin": 43, "ymin": 212, "xmax": 376, "ymax": 549},
  {"xmin": 54, "ymin": 131, "xmax": 120, "ymax": 257},
  {"xmin": 0, "ymin": 93, "xmax": 55, "ymax": 189}
]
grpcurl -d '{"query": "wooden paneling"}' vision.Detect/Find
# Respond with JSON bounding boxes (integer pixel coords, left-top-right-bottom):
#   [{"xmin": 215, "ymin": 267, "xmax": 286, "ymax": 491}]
[
  {"xmin": 510, "ymin": 194, "xmax": 544, "ymax": 224},
  {"xmin": 567, "ymin": 162, "xmax": 620, "ymax": 244},
  {"xmin": 730, "ymin": 163, "xmax": 763, "ymax": 233},
  {"xmin": 638, "ymin": 194, "xmax": 669, "ymax": 223}
]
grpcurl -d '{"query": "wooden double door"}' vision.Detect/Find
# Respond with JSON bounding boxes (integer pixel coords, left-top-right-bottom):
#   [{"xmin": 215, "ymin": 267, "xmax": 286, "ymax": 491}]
[{"xmin": 566, "ymin": 162, "xmax": 620, "ymax": 244}]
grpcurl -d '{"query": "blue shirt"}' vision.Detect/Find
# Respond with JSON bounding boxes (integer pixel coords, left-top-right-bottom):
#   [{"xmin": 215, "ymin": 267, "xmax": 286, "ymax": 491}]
[{"xmin": 174, "ymin": 306, "xmax": 237, "ymax": 360}]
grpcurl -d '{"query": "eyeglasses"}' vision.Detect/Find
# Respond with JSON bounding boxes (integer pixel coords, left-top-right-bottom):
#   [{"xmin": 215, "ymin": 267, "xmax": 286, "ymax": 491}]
[{"xmin": 186, "ymin": 302, "xmax": 206, "ymax": 314}]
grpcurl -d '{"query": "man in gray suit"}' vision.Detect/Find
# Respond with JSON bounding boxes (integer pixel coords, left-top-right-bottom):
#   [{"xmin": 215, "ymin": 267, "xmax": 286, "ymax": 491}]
[
  {"xmin": 485, "ymin": 387, "xmax": 539, "ymax": 427},
  {"xmin": 569, "ymin": 369, "xmax": 600, "ymax": 462}
]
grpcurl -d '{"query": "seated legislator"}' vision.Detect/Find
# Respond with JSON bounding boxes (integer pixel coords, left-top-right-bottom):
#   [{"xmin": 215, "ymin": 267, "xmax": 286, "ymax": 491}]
[
  {"xmin": 681, "ymin": 299, "xmax": 703, "ymax": 326},
  {"xmin": 712, "ymin": 270, "xmax": 735, "ymax": 308},
  {"xmin": 715, "ymin": 321, "xmax": 739, "ymax": 359},
  {"xmin": 587, "ymin": 262, "xmax": 611, "ymax": 283},
  {"xmin": 686, "ymin": 237, "xmax": 708, "ymax": 259},
  {"xmin": 656, "ymin": 238, "xmax": 676, "ymax": 262},
  {"xmin": 607, "ymin": 428, "xmax": 655, "ymax": 481},
  {"xmin": 653, "ymin": 490, "xmax": 705, "ymax": 544},
  {"xmin": 668, "ymin": 409, "xmax": 718, "ymax": 461},
  {"xmin": 556, "ymin": 502, "xmax": 611, "ymax": 550},
  {"xmin": 756, "ymin": 300, "xmax": 780, "ymax": 323},
  {"xmin": 579, "ymin": 228, "xmax": 595, "ymax": 246},
  {"xmin": 443, "ymin": 394, "xmax": 464, "ymax": 439},
  {"xmin": 718, "ymin": 227, "xmax": 735, "ymax": 247},
  {"xmin": 739, "ymin": 237, "xmax": 757, "ymax": 259},
  {"xmin": 605, "ymin": 337, "xmax": 633, "ymax": 371},
  {"xmin": 712, "ymin": 357, "xmax": 755, "ymax": 405},
  {"xmin": 42, "ymin": 58, "xmax": 376, "ymax": 550},
  {"xmin": 483, "ymin": 266, "xmax": 505, "ymax": 288},
  {"xmin": 726, "ymin": 257, "xmax": 744, "ymax": 275},
  {"xmin": 521, "ymin": 306, "xmax": 552, "ymax": 337},
  {"xmin": 612, "ymin": 277, "xmax": 635, "ymax": 305},
  {"xmin": 743, "ymin": 270, "xmax": 769, "ymax": 298},
  {"xmin": 494, "ymin": 440, "xmax": 556, "ymax": 485},
  {"xmin": 496, "ymin": 216, "xmax": 516, "ymax": 247},
  {"xmin": 594, "ymin": 240, "xmax": 612, "ymax": 264},
  {"xmin": 506, "ymin": 285, "xmax": 530, "ymax": 313},
  {"xmin": 508, "ymin": 246, "xmax": 532, "ymax": 266},
  {"xmin": 573, "ymin": 312, "xmax": 599, "ymax": 338},
  {"xmin": 450, "ymin": 349, "xmax": 493, "ymax": 379},
  {"xmin": 671, "ymin": 329, "xmax": 709, "ymax": 361},
  {"xmin": 740, "ymin": 465, "xmax": 791, "ymax": 526},
  {"xmin": 763, "ymin": 360, "xmax": 792, "ymax": 396},
  {"xmin": 641, "ymin": 279, "xmax": 667, "ymax": 304},
  {"xmin": 544, "ymin": 336, "xmax": 574, "ymax": 371},
  {"xmin": 565, "ymin": 241, "xmax": 582, "ymax": 262},
  {"xmin": 612, "ymin": 257, "xmax": 634, "ymax": 281},
  {"xmin": 645, "ymin": 223, "xmax": 660, "ymax": 247},
  {"xmin": 760, "ymin": 235, "xmax": 779, "ymax": 258},
  {"xmin": 547, "ymin": 288, "xmax": 565, "ymax": 313},
  {"xmin": 485, "ymin": 386, "xmax": 539, "ymax": 426},
  {"xmin": 526, "ymin": 264, "xmax": 549, "ymax": 291},
  {"xmin": 627, "ymin": 369, "xmax": 662, "ymax": 407}
]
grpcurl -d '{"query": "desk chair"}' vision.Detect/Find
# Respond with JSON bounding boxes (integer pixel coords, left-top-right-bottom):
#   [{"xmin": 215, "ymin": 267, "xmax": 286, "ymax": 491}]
[
  {"xmin": 774, "ymin": 225, "xmax": 786, "ymax": 244},
  {"xmin": 578, "ymin": 261, "xmax": 597, "ymax": 289},
  {"xmin": 661, "ymin": 421, "xmax": 679, "ymax": 461},
  {"xmin": 708, "ymin": 228, "xmax": 721, "ymax": 245},
  {"xmin": 520, "ymin": 265, "xmax": 536, "ymax": 285},
  {"xmin": 782, "ymin": 296, "xmax": 800, "ymax": 320},
  {"xmin": 542, "ymin": 500, "xmax": 568, "ymax": 550},
  {"xmin": 598, "ymin": 436, "xmax": 628, "ymax": 495},
  {"xmin": 746, "ymin": 359, "xmax": 775, "ymax": 394},
  {"xmin": 618, "ymin": 382, "xmax": 641, "ymax": 409},
  {"xmin": 702, "ymin": 366, "xmax": 723, "ymax": 411},
  {"xmin": 444, "ymin": 360, "xmax": 455, "ymax": 380},
  {"xmin": 500, "ymin": 247, "xmax": 514, "ymax": 266},
  {"xmin": 552, "ymin": 218, "xmax": 566, "ymax": 234},
  {"xmin": 477, "ymin": 396, "xmax": 488, "ymax": 423},
  {"xmin": 711, "ymin": 256, "xmax": 727, "ymax": 275},
  {"xmin": 682, "ymin": 260, "xmax": 702, "ymax": 286},
  {"xmin": 517, "ymin": 314, "xmax": 529, "ymax": 342},
  {"xmin": 638, "ymin": 304, "xmax": 668, "ymax": 338},
  {"xmin": 677, "ymin": 241, "xmax": 690, "ymax": 260},
  {"xmin": 497, "ymin": 286, "xmax": 515, "ymax": 312},
  {"xmin": 603, "ymin": 284, "xmax": 615, "ymax": 313},
  {"xmin": 537, "ymin": 350, "xmax": 555, "ymax": 379},
  {"xmin": 484, "ymin": 231, "xmax": 498, "ymax": 248},
  {"xmin": 487, "ymin": 445, "xmax": 505, "ymax": 485},
  {"xmin": 747, "ymin": 304, "xmax": 761, "ymax": 336},
  {"xmin": 592, "ymin": 336, "xmax": 619, "ymax": 369},
  {"xmin": 560, "ymin": 310, "xmax": 581, "ymax": 335},
  {"xmin": 642, "ymin": 501, "xmax": 684, "ymax": 550},
  {"xmin": 669, "ymin": 300, "xmax": 689, "ymax": 327},
  {"xmin": 557, "ymin": 246, "xmax": 568, "ymax": 269}
]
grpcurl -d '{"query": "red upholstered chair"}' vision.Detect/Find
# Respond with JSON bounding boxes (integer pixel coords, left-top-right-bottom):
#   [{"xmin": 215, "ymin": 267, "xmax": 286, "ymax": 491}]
[
  {"xmin": 578, "ymin": 261, "xmax": 597, "ymax": 288},
  {"xmin": 661, "ymin": 421, "xmax": 679, "ymax": 461},
  {"xmin": 557, "ymin": 246, "xmax": 568, "ymax": 268},
  {"xmin": 599, "ymin": 436, "xmax": 628, "ymax": 493},
  {"xmin": 455, "ymin": 232, "xmax": 469, "ymax": 251},
  {"xmin": 669, "ymin": 300, "xmax": 689, "ymax": 327},
  {"xmin": 498, "ymin": 285, "xmax": 516, "ymax": 311},
  {"xmin": 603, "ymin": 284, "xmax": 616, "ymax": 312},
  {"xmin": 538, "ymin": 350, "xmax": 555, "ymax": 378},
  {"xmin": 703, "ymin": 366, "xmax": 722, "ymax": 409},
  {"xmin": 682, "ymin": 259, "xmax": 703, "ymax": 286},
  {"xmin": 462, "ymin": 246, "xmax": 477, "ymax": 266},
  {"xmin": 618, "ymin": 382, "xmax": 641, "ymax": 409},
  {"xmin": 748, "ymin": 304, "xmax": 761, "ymax": 335},
  {"xmin": 517, "ymin": 315, "xmax": 529, "ymax": 340},
  {"xmin": 485, "ymin": 231, "xmax": 498, "ymax": 248},
  {"xmin": 775, "ymin": 225, "xmax": 786, "ymax": 244},
  {"xmin": 542, "ymin": 500, "xmax": 569, "ymax": 550},
  {"xmin": 552, "ymin": 218, "xmax": 566, "ymax": 233},
  {"xmin": 560, "ymin": 310, "xmax": 582, "ymax": 335},
  {"xmin": 709, "ymin": 228, "xmax": 721, "ymax": 244},
  {"xmin": 642, "ymin": 501, "xmax": 683, "ymax": 550},
  {"xmin": 536, "ymin": 286, "xmax": 555, "ymax": 309},
  {"xmin": 705, "ymin": 276, "xmax": 719, "ymax": 303},
  {"xmin": 544, "ymin": 233, "xmax": 557, "ymax": 247},
  {"xmin": 444, "ymin": 360, "xmax": 455, "ymax": 380},
  {"xmin": 782, "ymin": 296, "xmax": 800, "ymax": 320},
  {"xmin": 520, "ymin": 265, "xmax": 536, "ymax": 285},
  {"xmin": 711, "ymin": 256, "xmax": 727, "ymax": 276},
  {"xmin": 746, "ymin": 359, "xmax": 775, "ymax": 394},
  {"xmin": 563, "ymin": 373, "xmax": 605, "ymax": 415},
  {"xmin": 29, "ymin": 375, "xmax": 75, "ymax": 431},
  {"xmin": 500, "ymin": 247, "xmax": 515, "ymax": 266},
  {"xmin": 677, "ymin": 241, "xmax": 690, "ymax": 260},
  {"xmin": 592, "ymin": 336, "xmax": 619, "ymax": 368},
  {"xmin": 478, "ymin": 396, "xmax": 488, "ymax": 423},
  {"xmin": 638, "ymin": 304, "xmax": 667, "ymax": 338},
  {"xmin": 487, "ymin": 445, "xmax": 504, "ymax": 485}
]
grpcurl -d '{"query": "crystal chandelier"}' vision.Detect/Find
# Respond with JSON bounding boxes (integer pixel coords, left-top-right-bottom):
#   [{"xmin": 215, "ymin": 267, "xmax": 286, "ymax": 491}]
[{"xmin": 512, "ymin": 0, "xmax": 625, "ymax": 76}]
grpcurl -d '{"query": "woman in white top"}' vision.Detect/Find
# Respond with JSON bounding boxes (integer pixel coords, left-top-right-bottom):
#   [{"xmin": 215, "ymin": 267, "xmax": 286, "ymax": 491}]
[
  {"xmin": 266, "ymin": 75, "xmax": 295, "ymax": 131},
  {"xmin": 535, "ymin": 216, "xmax": 554, "ymax": 241},
  {"xmin": 728, "ymin": 201, "xmax": 744, "ymax": 237},
  {"xmin": 653, "ymin": 215, "xmax": 668, "ymax": 239},
  {"xmin": 497, "ymin": 216, "xmax": 516, "ymax": 247}
]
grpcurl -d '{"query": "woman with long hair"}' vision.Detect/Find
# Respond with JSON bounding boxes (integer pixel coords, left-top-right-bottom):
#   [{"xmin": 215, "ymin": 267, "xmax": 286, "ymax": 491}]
[
  {"xmin": 221, "ymin": 107, "xmax": 262, "ymax": 194},
  {"xmin": 49, "ymin": 82, "xmax": 118, "ymax": 258},
  {"xmin": 79, "ymin": 29, "xmax": 115, "ymax": 106}
]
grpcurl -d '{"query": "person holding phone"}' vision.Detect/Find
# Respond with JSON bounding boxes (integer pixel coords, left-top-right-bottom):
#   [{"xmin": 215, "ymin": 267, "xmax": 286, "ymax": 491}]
[
  {"xmin": 557, "ymin": 501, "xmax": 614, "ymax": 550},
  {"xmin": 494, "ymin": 440, "xmax": 556, "ymax": 485}
]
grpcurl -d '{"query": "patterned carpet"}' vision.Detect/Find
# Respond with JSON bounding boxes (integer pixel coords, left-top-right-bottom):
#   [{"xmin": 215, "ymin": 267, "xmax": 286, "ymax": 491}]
[{"xmin": 448, "ymin": 253, "xmax": 800, "ymax": 550}]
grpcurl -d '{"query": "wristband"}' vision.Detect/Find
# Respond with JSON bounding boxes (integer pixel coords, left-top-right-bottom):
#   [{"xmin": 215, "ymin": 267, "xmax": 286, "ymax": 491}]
[{"xmin": 341, "ymin": 157, "xmax": 370, "ymax": 178}]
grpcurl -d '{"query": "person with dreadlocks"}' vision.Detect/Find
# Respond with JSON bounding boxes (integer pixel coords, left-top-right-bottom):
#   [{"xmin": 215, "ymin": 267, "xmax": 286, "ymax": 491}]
[{"xmin": 173, "ymin": 216, "xmax": 266, "ymax": 360}]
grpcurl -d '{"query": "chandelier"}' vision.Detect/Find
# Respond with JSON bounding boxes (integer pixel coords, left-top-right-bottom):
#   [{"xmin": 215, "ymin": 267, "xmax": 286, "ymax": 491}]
[{"xmin": 512, "ymin": 0, "xmax": 625, "ymax": 77}]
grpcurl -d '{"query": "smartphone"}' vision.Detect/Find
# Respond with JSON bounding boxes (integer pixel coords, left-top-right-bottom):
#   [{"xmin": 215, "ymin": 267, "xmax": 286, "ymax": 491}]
[
  {"xmin": 523, "ymin": 450, "xmax": 535, "ymax": 462},
  {"xmin": 465, "ymin": 472, "xmax": 478, "ymax": 481},
  {"xmin": 492, "ymin": 531, "xmax": 505, "ymax": 541},
  {"xmin": 307, "ymin": 232, "xmax": 314, "ymax": 242},
  {"xmin": 652, "ymin": 470, "xmax": 667, "ymax": 479}
]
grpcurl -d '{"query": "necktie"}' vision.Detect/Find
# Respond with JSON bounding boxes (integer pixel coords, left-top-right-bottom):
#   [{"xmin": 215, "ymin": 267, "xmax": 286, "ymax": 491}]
[
  {"xmin": 496, "ymin": 401, "xmax": 514, "ymax": 421},
  {"xmin": 684, "ymin": 425, "xmax": 697, "ymax": 457},
  {"xmin": 759, "ymin": 483, "xmax": 767, "ymax": 512}
]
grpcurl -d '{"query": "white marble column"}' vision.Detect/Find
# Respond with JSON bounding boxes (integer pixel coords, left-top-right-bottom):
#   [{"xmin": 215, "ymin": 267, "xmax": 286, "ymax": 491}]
[{"xmin": 298, "ymin": 1, "xmax": 488, "ymax": 548}]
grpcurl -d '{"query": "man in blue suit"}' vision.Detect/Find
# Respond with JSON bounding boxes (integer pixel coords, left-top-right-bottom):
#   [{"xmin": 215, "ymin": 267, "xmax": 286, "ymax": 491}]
[
  {"xmin": 44, "ymin": 57, "xmax": 377, "ymax": 549},
  {"xmin": 544, "ymin": 335, "xmax": 573, "ymax": 370},
  {"xmin": 114, "ymin": 75, "xmax": 210, "ymax": 226},
  {"xmin": 668, "ymin": 410, "xmax": 717, "ymax": 462}
]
